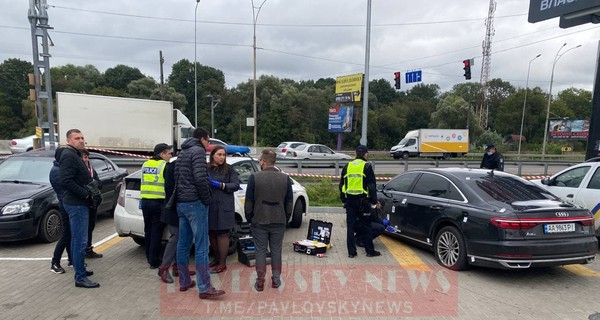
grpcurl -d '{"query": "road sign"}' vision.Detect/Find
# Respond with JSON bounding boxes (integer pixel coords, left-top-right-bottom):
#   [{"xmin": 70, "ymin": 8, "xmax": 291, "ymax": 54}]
[
  {"xmin": 528, "ymin": 0, "xmax": 600, "ymax": 23},
  {"xmin": 405, "ymin": 70, "xmax": 422, "ymax": 84}
]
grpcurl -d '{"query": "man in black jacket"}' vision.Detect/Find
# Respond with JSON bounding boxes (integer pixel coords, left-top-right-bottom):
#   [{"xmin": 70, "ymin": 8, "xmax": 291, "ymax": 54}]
[
  {"xmin": 175, "ymin": 128, "xmax": 225, "ymax": 299},
  {"xmin": 50, "ymin": 147, "xmax": 71, "ymax": 274},
  {"xmin": 480, "ymin": 144, "xmax": 504, "ymax": 171},
  {"xmin": 59, "ymin": 129, "xmax": 99, "ymax": 289}
]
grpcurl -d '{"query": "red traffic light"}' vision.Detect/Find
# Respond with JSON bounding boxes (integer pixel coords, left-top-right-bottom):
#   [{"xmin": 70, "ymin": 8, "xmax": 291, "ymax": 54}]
[{"xmin": 463, "ymin": 59, "xmax": 470, "ymax": 68}]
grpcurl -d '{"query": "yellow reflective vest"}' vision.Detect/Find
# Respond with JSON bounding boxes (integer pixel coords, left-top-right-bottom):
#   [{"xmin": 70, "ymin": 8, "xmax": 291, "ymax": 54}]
[
  {"xmin": 342, "ymin": 159, "xmax": 368, "ymax": 196},
  {"xmin": 140, "ymin": 159, "xmax": 167, "ymax": 199}
]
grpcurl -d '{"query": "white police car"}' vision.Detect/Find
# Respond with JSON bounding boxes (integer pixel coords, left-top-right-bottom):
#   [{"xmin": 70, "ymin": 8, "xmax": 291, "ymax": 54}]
[
  {"xmin": 531, "ymin": 158, "xmax": 600, "ymax": 236},
  {"xmin": 113, "ymin": 157, "xmax": 309, "ymax": 250}
]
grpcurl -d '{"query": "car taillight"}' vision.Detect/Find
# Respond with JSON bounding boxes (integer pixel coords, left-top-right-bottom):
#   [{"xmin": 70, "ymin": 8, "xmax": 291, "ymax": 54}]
[
  {"xmin": 282, "ymin": 148, "xmax": 287, "ymax": 153},
  {"xmin": 11, "ymin": 141, "xmax": 16, "ymax": 146},
  {"xmin": 117, "ymin": 180, "xmax": 126, "ymax": 207},
  {"xmin": 581, "ymin": 218, "xmax": 595, "ymax": 226},
  {"xmin": 490, "ymin": 217, "xmax": 537, "ymax": 229}
]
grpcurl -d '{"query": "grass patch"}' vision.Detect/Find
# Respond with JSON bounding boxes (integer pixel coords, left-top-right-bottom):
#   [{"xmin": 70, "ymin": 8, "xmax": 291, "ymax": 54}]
[{"xmin": 304, "ymin": 178, "xmax": 342, "ymax": 207}]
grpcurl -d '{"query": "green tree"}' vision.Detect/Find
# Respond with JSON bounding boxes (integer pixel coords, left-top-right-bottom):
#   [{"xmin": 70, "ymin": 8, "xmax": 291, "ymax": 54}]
[
  {"xmin": 90, "ymin": 86, "xmax": 127, "ymax": 97},
  {"xmin": 369, "ymin": 78, "xmax": 397, "ymax": 106},
  {"xmin": 51, "ymin": 64, "xmax": 103, "ymax": 95},
  {"xmin": 0, "ymin": 58, "xmax": 34, "ymax": 138},
  {"xmin": 127, "ymin": 77, "xmax": 158, "ymax": 98},
  {"xmin": 495, "ymin": 87, "xmax": 547, "ymax": 144},
  {"xmin": 556, "ymin": 88, "xmax": 592, "ymax": 119},
  {"xmin": 103, "ymin": 64, "xmax": 145, "ymax": 92}
]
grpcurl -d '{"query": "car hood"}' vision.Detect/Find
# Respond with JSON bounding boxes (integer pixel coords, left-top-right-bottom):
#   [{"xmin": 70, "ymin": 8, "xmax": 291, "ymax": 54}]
[{"xmin": 0, "ymin": 182, "xmax": 52, "ymax": 206}]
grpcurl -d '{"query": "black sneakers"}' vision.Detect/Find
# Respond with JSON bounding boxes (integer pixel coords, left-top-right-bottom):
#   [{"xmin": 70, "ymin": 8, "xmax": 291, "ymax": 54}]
[
  {"xmin": 50, "ymin": 263, "xmax": 66, "ymax": 274},
  {"xmin": 85, "ymin": 249, "xmax": 103, "ymax": 259},
  {"xmin": 366, "ymin": 251, "xmax": 381, "ymax": 257}
]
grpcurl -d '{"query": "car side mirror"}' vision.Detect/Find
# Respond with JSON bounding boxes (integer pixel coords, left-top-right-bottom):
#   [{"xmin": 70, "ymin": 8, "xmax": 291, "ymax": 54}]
[
  {"xmin": 541, "ymin": 177, "xmax": 550, "ymax": 185},
  {"xmin": 376, "ymin": 184, "xmax": 384, "ymax": 191}
]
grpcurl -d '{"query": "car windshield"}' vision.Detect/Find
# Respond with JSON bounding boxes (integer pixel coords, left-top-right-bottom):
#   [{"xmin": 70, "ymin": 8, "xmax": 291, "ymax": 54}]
[
  {"xmin": 295, "ymin": 144, "xmax": 307, "ymax": 151},
  {"xmin": 468, "ymin": 175, "xmax": 556, "ymax": 204},
  {"xmin": 0, "ymin": 157, "xmax": 54, "ymax": 184},
  {"xmin": 398, "ymin": 138, "xmax": 409, "ymax": 146}
]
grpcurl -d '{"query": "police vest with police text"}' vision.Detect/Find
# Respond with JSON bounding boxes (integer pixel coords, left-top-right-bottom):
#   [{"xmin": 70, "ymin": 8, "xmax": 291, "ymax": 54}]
[{"xmin": 140, "ymin": 159, "xmax": 167, "ymax": 199}]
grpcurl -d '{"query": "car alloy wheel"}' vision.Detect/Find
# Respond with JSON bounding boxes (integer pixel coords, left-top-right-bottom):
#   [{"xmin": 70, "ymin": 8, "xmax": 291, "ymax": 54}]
[
  {"xmin": 434, "ymin": 226, "xmax": 468, "ymax": 271},
  {"xmin": 38, "ymin": 209, "xmax": 62, "ymax": 243}
]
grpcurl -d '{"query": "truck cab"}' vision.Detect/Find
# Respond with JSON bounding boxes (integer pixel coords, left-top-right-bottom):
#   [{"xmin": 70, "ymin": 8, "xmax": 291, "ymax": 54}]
[
  {"xmin": 173, "ymin": 109, "xmax": 195, "ymax": 153},
  {"xmin": 390, "ymin": 130, "xmax": 419, "ymax": 159}
]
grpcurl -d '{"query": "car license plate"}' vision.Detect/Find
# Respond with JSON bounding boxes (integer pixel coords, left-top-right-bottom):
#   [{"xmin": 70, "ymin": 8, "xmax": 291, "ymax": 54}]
[{"xmin": 544, "ymin": 223, "xmax": 575, "ymax": 234}]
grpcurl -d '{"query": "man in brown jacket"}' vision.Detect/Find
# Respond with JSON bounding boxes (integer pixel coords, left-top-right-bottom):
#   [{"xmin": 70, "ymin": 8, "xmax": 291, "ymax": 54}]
[{"xmin": 244, "ymin": 149, "xmax": 293, "ymax": 292}]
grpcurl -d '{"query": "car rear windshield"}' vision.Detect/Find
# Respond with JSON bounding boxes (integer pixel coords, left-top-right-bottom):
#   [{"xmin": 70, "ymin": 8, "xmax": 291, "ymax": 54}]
[
  {"xmin": 468, "ymin": 175, "xmax": 556, "ymax": 203},
  {"xmin": 0, "ymin": 157, "xmax": 54, "ymax": 184}
]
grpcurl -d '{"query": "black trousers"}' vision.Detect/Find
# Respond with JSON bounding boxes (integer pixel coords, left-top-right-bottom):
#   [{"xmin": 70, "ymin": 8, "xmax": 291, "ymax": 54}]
[
  {"xmin": 141, "ymin": 199, "xmax": 166, "ymax": 266},
  {"xmin": 51, "ymin": 202, "xmax": 72, "ymax": 265},
  {"xmin": 86, "ymin": 207, "xmax": 97, "ymax": 250},
  {"xmin": 345, "ymin": 197, "xmax": 376, "ymax": 255}
]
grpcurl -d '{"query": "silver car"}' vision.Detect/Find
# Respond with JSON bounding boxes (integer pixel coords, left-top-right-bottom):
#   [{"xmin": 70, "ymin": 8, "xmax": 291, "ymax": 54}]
[
  {"xmin": 276, "ymin": 141, "xmax": 306, "ymax": 159},
  {"xmin": 285, "ymin": 143, "xmax": 352, "ymax": 166}
]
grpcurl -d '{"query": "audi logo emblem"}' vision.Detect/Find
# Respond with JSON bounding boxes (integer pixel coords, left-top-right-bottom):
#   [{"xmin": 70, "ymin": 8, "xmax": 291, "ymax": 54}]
[{"xmin": 555, "ymin": 212, "xmax": 569, "ymax": 217}]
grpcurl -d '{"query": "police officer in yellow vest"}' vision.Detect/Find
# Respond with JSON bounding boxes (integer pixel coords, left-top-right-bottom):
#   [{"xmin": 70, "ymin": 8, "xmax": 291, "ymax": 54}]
[
  {"xmin": 339, "ymin": 145, "xmax": 379, "ymax": 258},
  {"xmin": 141, "ymin": 143, "xmax": 173, "ymax": 268}
]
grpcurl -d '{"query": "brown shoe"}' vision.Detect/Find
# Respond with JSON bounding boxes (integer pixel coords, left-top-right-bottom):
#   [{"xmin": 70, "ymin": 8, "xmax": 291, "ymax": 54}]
[
  {"xmin": 158, "ymin": 266, "xmax": 174, "ymax": 284},
  {"xmin": 254, "ymin": 281, "xmax": 264, "ymax": 292},
  {"xmin": 210, "ymin": 265, "xmax": 227, "ymax": 274},
  {"xmin": 199, "ymin": 287, "xmax": 225, "ymax": 299},
  {"xmin": 179, "ymin": 280, "xmax": 196, "ymax": 292}
]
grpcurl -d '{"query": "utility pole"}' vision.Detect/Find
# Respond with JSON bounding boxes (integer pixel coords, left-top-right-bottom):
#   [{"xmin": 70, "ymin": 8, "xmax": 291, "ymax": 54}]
[
  {"xmin": 208, "ymin": 94, "xmax": 220, "ymax": 139},
  {"xmin": 477, "ymin": 0, "xmax": 496, "ymax": 129},
  {"xmin": 28, "ymin": 0, "xmax": 55, "ymax": 148},
  {"xmin": 359, "ymin": 0, "xmax": 372, "ymax": 147},
  {"xmin": 159, "ymin": 51, "xmax": 165, "ymax": 100}
]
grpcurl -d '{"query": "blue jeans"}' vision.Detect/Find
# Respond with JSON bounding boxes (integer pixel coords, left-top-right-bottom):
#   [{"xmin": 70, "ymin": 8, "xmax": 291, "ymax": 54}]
[
  {"xmin": 176, "ymin": 201, "xmax": 211, "ymax": 293},
  {"xmin": 64, "ymin": 204, "xmax": 89, "ymax": 282}
]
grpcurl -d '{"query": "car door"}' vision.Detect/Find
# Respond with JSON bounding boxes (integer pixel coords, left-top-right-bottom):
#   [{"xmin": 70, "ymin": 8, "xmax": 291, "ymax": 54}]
[
  {"xmin": 306, "ymin": 145, "xmax": 322, "ymax": 160},
  {"xmin": 403, "ymin": 173, "xmax": 451, "ymax": 243},
  {"xmin": 379, "ymin": 172, "xmax": 420, "ymax": 237},
  {"xmin": 574, "ymin": 166, "xmax": 600, "ymax": 232},
  {"xmin": 546, "ymin": 165, "xmax": 591, "ymax": 205},
  {"xmin": 89, "ymin": 156, "xmax": 124, "ymax": 213}
]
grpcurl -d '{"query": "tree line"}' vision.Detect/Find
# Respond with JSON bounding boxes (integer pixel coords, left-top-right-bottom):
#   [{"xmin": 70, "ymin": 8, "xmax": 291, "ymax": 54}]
[{"xmin": 0, "ymin": 57, "xmax": 592, "ymax": 153}]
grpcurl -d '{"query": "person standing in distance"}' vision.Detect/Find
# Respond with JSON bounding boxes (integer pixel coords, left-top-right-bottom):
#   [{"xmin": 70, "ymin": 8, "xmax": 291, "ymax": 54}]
[
  {"xmin": 245, "ymin": 149, "xmax": 293, "ymax": 291},
  {"xmin": 81, "ymin": 149, "xmax": 103, "ymax": 259},
  {"xmin": 207, "ymin": 145, "xmax": 240, "ymax": 274},
  {"xmin": 140, "ymin": 143, "xmax": 171, "ymax": 268},
  {"xmin": 480, "ymin": 144, "xmax": 504, "ymax": 171},
  {"xmin": 59, "ymin": 129, "xmax": 99, "ymax": 288},
  {"xmin": 50, "ymin": 147, "xmax": 71, "ymax": 274},
  {"xmin": 339, "ymin": 145, "xmax": 380, "ymax": 258},
  {"xmin": 175, "ymin": 128, "xmax": 225, "ymax": 299}
]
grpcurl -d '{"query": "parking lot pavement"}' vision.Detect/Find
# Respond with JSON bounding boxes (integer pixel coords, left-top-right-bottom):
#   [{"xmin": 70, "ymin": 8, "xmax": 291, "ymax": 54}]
[{"xmin": 1, "ymin": 209, "xmax": 599, "ymax": 319}]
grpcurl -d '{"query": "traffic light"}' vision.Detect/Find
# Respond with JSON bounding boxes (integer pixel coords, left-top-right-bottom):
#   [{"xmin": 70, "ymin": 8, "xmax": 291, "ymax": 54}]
[
  {"xmin": 394, "ymin": 72, "xmax": 401, "ymax": 89},
  {"xmin": 462, "ymin": 59, "xmax": 471, "ymax": 80}
]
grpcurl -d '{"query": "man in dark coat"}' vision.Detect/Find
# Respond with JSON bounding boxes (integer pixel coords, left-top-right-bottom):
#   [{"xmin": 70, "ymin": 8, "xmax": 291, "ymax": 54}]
[
  {"xmin": 59, "ymin": 129, "xmax": 99, "ymax": 288},
  {"xmin": 50, "ymin": 147, "xmax": 71, "ymax": 274},
  {"xmin": 245, "ymin": 148, "xmax": 293, "ymax": 292},
  {"xmin": 175, "ymin": 128, "xmax": 225, "ymax": 299},
  {"xmin": 480, "ymin": 144, "xmax": 504, "ymax": 171}
]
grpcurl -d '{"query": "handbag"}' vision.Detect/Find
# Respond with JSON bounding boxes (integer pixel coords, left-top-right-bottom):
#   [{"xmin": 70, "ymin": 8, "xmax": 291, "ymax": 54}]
[{"xmin": 164, "ymin": 170, "xmax": 181, "ymax": 209}]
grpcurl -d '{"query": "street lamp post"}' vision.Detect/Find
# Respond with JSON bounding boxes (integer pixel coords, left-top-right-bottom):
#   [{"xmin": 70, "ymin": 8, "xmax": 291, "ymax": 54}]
[
  {"xmin": 251, "ymin": 0, "xmax": 267, "ymax": 148},
  {"xmin": 542, "ymin": 43, "xmax": 581, "ymax": 158},
  {"xmin": 207, "ymin": 94, "xmax": 220, "ymax": 139},
  {"xmin": 517, "ymin": 53, "xmax": 541, "ymax": 160},
  {"xmin": 194, "ymin": 0, "xmax": 201, "ymax": 128}
]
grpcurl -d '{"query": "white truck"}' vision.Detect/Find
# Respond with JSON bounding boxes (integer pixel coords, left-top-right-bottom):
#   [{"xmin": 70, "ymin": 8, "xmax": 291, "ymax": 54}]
[
  {"xmin": 56, "ymin": 92, "xmax": 194, "ymax": 154},
  {"xmin": 390, "ymin": 129, "xmax": 469, "ymax": 159}
]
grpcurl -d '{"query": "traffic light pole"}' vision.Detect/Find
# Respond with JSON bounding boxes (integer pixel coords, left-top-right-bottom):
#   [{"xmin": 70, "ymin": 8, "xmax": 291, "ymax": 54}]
[{"xmin": 28, "ymin": 0, "xmax": 56, "ymax": 148}]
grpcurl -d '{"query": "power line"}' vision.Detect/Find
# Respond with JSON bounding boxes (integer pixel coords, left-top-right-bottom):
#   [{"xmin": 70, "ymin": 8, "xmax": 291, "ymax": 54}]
[{"xmin": 49, "ymin": 4, "xmax": 526, "ymax": 28}]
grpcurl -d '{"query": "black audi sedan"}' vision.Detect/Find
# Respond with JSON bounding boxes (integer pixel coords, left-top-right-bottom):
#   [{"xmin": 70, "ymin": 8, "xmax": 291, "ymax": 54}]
[
  {"xmin": 378, "ymin": 168, "xmax": 598, "ymax": 271},
  {"xmin": 0, "ymin": 150, "xmax": 127, "ymax": 243}
]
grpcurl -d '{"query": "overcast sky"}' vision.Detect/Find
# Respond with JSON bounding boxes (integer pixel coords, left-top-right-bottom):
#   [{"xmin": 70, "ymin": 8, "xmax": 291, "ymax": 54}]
[{"xmin": 1, "ymin": 0, "xmax": 599, "ymax": 95}]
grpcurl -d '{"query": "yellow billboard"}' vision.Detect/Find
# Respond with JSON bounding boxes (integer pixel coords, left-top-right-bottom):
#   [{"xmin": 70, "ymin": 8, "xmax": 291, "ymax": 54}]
[{"xmin": 335, "ymin": 73, "xmax": 363, "ymax": 102}]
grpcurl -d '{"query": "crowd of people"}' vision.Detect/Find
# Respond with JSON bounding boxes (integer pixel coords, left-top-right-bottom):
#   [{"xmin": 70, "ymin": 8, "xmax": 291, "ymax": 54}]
[{"xmin": 50, "ymin": 127, "xmax": 393, "ymax": 297}]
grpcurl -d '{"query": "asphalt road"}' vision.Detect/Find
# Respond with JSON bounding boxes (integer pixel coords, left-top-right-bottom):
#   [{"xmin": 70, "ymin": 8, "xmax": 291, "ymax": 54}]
[{"xmin": 1, "ymin": 210, "xmax": 599, "ymax": 319}]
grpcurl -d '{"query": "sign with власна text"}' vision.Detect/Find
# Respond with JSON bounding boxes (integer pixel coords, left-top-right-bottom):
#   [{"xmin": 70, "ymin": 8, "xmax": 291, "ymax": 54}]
[
  {"xmin": 528, "ymin": 0, "xmax": 600, "ymax": 23},
  {"xmin": 335, "ymin": 73, "xmax": 363, "ymax": 102}
]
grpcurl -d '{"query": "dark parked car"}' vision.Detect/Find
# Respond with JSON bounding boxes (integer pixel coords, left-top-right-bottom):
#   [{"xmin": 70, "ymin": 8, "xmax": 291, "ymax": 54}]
[
  {"xmin": 378, "ymin": 168, "xmax": 598, "ymax": 271},
  {"xmin": 0, "ymin": 150, "xmax": 127, "ymax": 243}
]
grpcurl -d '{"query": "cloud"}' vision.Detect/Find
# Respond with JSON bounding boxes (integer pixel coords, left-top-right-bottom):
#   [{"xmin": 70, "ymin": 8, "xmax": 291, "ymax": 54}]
[{"xmin": 1, "ymin": 0, "xmax": 598, "ymax": 94}]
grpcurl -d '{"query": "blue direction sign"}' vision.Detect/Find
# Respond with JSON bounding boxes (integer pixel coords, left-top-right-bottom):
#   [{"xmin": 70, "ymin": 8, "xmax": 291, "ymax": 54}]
[{"xmin": 405, "ymin": 70, "xmax": 422, "ymax": 84}]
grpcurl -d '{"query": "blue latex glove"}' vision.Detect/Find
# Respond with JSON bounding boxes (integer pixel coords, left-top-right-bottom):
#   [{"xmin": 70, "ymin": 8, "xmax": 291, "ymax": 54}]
[
  {"xmin": 385, "ymin": 226, "xmax": 395, "ymax": 233},
  {"xmin": 209, "ymin": 179, "xmax": 221, "ymax": 188},
  {"xmin": 382, "ymin": 219, "xmax": 389, "ymax": 226}
]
